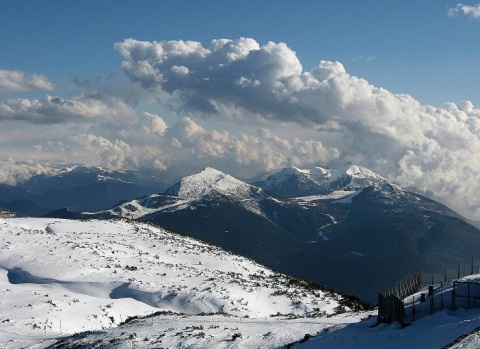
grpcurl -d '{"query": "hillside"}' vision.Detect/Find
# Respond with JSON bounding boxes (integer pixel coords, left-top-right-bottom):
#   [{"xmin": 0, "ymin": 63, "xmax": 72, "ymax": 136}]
[
  {"xmin": 3, "ymin": 217, "xmax": 480, "ymax": 348},
  {"xmin": 0, "ymin": 217, "xmax": 368, "ymax": 348}
]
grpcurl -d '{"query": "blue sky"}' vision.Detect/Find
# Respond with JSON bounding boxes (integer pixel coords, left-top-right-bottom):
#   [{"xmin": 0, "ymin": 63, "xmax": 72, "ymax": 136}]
[
  {"xmin": 0, "ymin": 1, "xmax": 480, "ymax": 219},
  {"xmin": 1, "ymin": 1, "xmax": 478, "ymax": 106}
]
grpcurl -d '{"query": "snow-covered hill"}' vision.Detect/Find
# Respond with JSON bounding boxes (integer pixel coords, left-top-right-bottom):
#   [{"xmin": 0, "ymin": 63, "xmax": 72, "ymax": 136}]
[
  {"xmin": 0, "ymin": 217, "xmax": 367, "ymax": 348},
  {"xmin": 92, "ymin": 164, "xmax": 392, "ymax": 221},
  {"xmin": 99, "ymin": 164, "xmax": 385, "ymax": 221},
  {"xmin": 3, "ymin": 217, "xmax": 480, "ymax": 347}
]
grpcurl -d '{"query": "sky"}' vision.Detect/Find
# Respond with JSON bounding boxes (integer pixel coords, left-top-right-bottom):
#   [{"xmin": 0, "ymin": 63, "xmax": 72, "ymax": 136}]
[{"xmin": 0, "ymin": 1, "xmax": 479, "ymax": 218}]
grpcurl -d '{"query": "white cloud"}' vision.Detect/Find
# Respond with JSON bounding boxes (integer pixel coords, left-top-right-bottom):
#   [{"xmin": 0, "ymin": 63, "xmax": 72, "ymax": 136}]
[
  {"xmin": 0, "ymin": 159, "xmax": 58, "ymax": 186},
  {"xmin": 353, "ymin": 55, "xmax": 376, "ymax": 63},
  {"xmin": 74, "ymin": 134, "xmax": 137, "ymax": 170},
  {"xmin": 133, "ymin": 117, "xmax": 339, "ymax": 179},
  {"xmin": 114, "ymin": 37, "xmax": 480, "ymax": 218},
  {"xmin": 449, "ymin": 3, "xmax": 480, "ymax": 18},
  {"xmin": 0, "ymin": 111, "xmax": 339, "ymax": 186},
  {"xmin": 0, "ymin": 70, "xmax": 55, "ymax": 94},
  {"xmin": 0, "ymin": 95, "xmax": 134, "ymax": 123},
  {"xmin": 142, "ymin": 112, "xmax": 168, "ymax": 135},
  {"xmin": 115, "ymin": 38, "xmax": 310, "ymax": 120},
  {"xmin": 171, "ymin": 65, "xmax": 190, "ymax": 76}
]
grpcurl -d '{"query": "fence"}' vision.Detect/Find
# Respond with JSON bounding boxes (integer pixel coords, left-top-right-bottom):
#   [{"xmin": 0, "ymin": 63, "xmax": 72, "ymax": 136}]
[
  {"xmin": 378, "ymin": 258, "xmax": 480, "ymax": 326},
  {"xmin": 452, "ymin": 280, "xmax": 480, "ymax": 310},
  {"xmin": 383, "ymin": 273, "xmax": 421, "ymax": 299},
  {"xmin": 420, "ymin": 258, "xmax": 480, "ymax": 287},
  {"xmin": 377, "ymin": 293, "xmax": 406, "ymax": 324},
  {"xmin": 378, "ymin": 273, "xmax": 421, "ymax": 324}
]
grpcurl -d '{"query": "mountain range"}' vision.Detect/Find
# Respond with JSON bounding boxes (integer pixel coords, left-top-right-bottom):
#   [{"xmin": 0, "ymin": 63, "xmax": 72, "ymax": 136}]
[
  {"xmin": 0, "ymin": 166, "xmax": 167, "ymax": 216},
  {"xmin": 46, "ymin": 163, "xmax": 480, "ymax": 303}
]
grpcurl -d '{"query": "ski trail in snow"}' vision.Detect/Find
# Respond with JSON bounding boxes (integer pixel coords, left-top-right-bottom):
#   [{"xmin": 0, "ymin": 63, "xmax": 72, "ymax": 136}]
[{"xmin": 319, "ymin": 213, "xmax": 337, "ymax": 241}]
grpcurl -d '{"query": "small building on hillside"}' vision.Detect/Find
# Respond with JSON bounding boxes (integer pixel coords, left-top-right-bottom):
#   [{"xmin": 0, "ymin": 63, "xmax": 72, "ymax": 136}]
[{"xmin": 0, "ymin": 210, "xmax": 16, "ymax": 218}]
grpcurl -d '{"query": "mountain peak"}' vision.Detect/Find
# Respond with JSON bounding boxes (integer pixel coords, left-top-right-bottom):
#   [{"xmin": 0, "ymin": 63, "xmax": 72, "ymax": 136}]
[
  {"xmin": 256, "ymin": 163, "xmax": 389, "ymax": 198},
  {"xmin": 165, "ymin": 167, "xmax": 253, "ymax": 199}
]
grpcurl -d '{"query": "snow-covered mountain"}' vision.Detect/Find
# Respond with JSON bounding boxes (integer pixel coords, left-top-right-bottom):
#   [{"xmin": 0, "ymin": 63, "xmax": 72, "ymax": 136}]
[
  {"xmin": 0, "ymin": 217, "xmax": 368, "ymax": 348},
  {"xmin": 165, "ymin": 167, "xmax": 259, "ymax": 200},
  {"xmin": 254, "ymin": 162, "xmax": 390, "ymax": 198},
  {"xmin": 49, "ymin": 165, "xmax": 480, "ymax": 304},
  {"xmin": 101, "ymin": 164, "xmax": 389, "ymax": 221},
  {"xmin": 103, "ymin": 167, "xmax": 271, "ymax": 220}
]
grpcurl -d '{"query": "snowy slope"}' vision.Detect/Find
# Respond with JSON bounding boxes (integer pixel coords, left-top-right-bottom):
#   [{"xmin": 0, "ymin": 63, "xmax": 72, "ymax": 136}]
[
  {"xmin": 39, "ymin": 306, "xmax": 480, "ymax": 349},
  {"xmin": 2, "ymin": 217, "xmax": 480, "ymax": 348},
  {"xmin": 0, "ymin": 217, "xmax": 364, "ymax": 348},
  {"xmin": 47, "ymin": 275, "xmax": 480, "ymax": 348}
]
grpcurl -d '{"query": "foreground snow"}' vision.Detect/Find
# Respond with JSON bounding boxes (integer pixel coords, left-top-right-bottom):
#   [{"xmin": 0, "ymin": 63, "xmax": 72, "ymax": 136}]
[
  {"xmin": 45, "ymin": 312, "xmax": 368, "ymax": 348},
  {"xmin": 0, "ymin": 217, "xmax": 363, "ymax": 348},
  {"xmin": 32, "ymin": 307, "xmax": 480, "ymax": 348},
  {"xmin": 2, "ymin": 217, "xmax": 480, "ymax": 348}
]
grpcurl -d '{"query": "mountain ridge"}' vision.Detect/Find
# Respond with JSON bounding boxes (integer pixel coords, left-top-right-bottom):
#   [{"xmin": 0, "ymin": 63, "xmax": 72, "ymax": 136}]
[
  {"xmin": 254, "ymin": 162, "xmax": 391, "ymax": 198},
  {"xmin": 0, "ymin": 166, "xmax": 168, "ymax": 215},
  {"xmin": 49, "ymin": 163, "xmax": 480, "ymax": 303}
]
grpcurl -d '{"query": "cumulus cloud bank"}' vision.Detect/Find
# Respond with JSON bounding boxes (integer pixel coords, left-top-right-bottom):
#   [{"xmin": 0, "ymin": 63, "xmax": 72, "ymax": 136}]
[
  {"xmin": 114, "ymin": 37, "xmax": 480, "ymax": 218},
  {"xmin": 0, "ymin": 69, "xmax": 54, "ymax": 94},
  {"xmin": 0, "ymin": 114, "xmax": 339, "ymax": 186},
  {"xmin": 115, "ymin": 38, "xmax": 326, "ymax": 123}
]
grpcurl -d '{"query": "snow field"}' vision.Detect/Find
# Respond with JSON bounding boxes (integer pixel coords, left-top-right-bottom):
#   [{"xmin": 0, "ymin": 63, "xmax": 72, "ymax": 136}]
[{"xmin": 0, "ymin": 217, "xmax": 355, "ymax": 348}]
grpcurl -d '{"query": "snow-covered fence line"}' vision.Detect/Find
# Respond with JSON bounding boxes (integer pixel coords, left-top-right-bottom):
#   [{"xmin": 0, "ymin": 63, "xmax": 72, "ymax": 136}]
[
  {"xmin": 402, "ymin": 277, "xmax": 480, "ymax": 323},
  {"xmin": 379, "ymin": 258, "xmax": 480, "ymax": 326}
]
